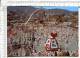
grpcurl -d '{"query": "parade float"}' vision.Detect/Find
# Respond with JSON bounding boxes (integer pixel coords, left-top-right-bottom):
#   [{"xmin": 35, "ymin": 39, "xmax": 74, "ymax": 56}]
[{"xmin": 45, "ymin": 32, "xmax": 59, "ymax": 51}]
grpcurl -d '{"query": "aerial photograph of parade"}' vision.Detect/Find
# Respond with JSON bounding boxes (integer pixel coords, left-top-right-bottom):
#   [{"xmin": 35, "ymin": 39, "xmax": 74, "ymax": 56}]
[{"xmin": 7, "ymin": 6, "xmax": 78, "ymax": 57}]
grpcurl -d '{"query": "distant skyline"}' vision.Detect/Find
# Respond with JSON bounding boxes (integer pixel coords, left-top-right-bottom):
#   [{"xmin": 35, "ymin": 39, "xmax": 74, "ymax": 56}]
[{"xmin": 34, "ymin": 6, "xmax": 78, "ymax": 11}]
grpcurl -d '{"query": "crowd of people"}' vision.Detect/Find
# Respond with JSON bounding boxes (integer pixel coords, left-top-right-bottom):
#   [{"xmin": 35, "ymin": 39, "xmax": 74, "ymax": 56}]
[
  {"xmin": 7, "ymin": 44, "xmax": 78, "ymax": 57},
  {"xmin": 7, "ymin": 23, "xmax": 78, "ymax": 57}
]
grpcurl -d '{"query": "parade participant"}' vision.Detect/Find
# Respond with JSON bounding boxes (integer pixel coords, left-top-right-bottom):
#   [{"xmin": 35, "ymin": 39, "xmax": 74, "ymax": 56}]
[
  {"xmin": 17, "ymin": 45, "xmax": 26, "ymax": 56},
  {"xmin": 54, "ymin": 51, "xmax": 57, "ymax": 56},
  {"xmin": 69, "ymin": 51, "xmax": 73, "ymax": 56},
  {"xmin": 75, "ymin": 50, "xmax": 78, "ymax": 56},
  {"xmin": 72, "ymin": 51, "xmax": 76, "ymax": 56},
  {"xmin": 72, "ymin": 50, "xmax": 78, "ymax": 56},
  {"xmin": 48, "ymin": 51, "xmax": 54, "ymax": 56},
  {"xmin": 32, "ymin": 49, "xmax": 38, "ymax": 56},
  {"xmin": 56, "ymin": 49, "xmax": 63, "ymax": 56},
  {"xmin": 25, "ymin": 46, "xmax": 31, "ymax": 56},
  {"xmin": 65, "ymin": 50, "xmax": 70, "ymax": 56},
  {"xmin": 61, "ymin": 49, "xmax": 66, "ymax": 56},
  {"xmin": 38, "ymin": 51, "xmax": 43, "ymax": 56}
]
